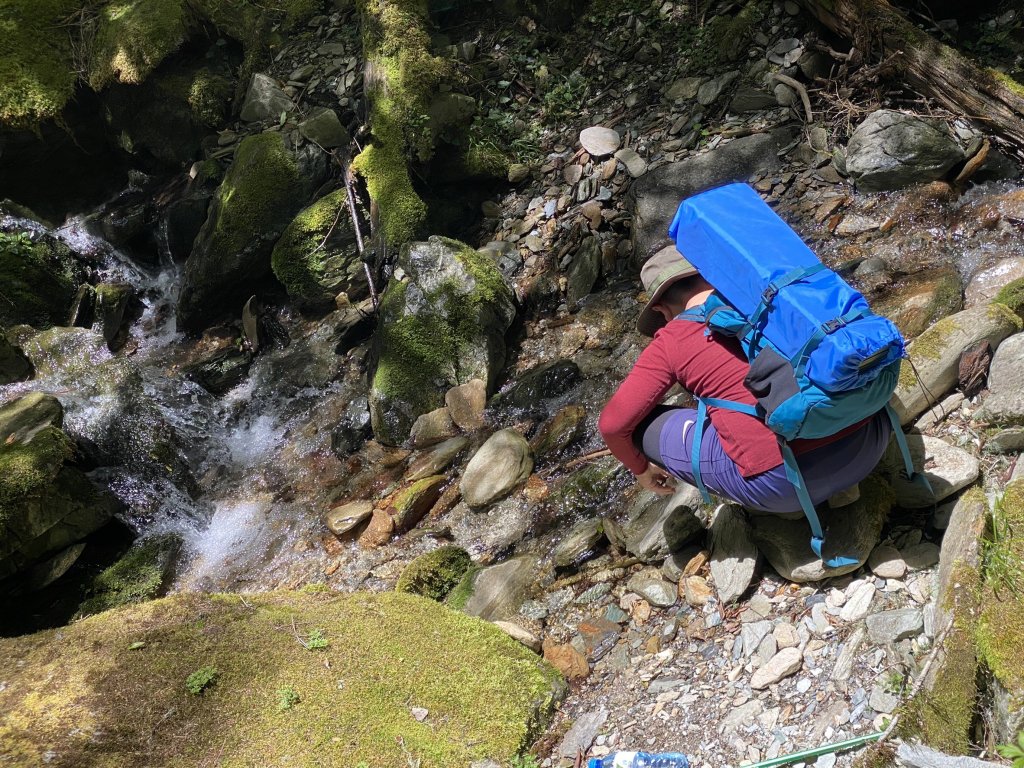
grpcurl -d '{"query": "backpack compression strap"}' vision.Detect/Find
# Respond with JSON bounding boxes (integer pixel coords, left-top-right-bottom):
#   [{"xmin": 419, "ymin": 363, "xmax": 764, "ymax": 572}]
[
  {"xmin": 884, "ymin": 403, "xmax": 935, "ymax": 500},
  {"xmin": 689, "ymin": 397, "xmax": 758, "ymax": 504},
  {"xmin": 747, "ymin": 263, "xmax": 827, "ymax": 356}
]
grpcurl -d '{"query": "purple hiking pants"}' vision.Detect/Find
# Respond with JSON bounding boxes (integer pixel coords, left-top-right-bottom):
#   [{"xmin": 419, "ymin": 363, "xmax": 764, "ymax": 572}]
[{"xmin": 637, "ymin": 407, "xmax": 892, "ymax": 513}]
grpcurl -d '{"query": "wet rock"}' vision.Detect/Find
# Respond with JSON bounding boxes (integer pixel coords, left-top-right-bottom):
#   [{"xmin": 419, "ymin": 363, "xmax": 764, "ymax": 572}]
[
  {"xmin": 580, "ymin": 126, "xmax": 621, "ymax": 157},
  {"xmin": 0, "ymin": 393, "xmax": 121, "ymax": 582},
  {"xmin": 553, "ymin": 518, "xmax": 605, "ymax": 568},
  {"xmin": 390, "ymin": 475, "xmax": 446, "ymax": 532},
  {"xmin": 409, "ymin": 407, "xmax": 460, "ymax": 448},
  {"xmin": 627, "ymin": 572, "xmax": 677, "ymax": 607},
  {"xmin": 185, "ymin": 348, "xmax": 253, "ymax": 395},
  {"xmin": 325, "ymin": 500, "xmax": 373, "ymax": 537},
  {"xmin": 0, "ymin": 333, "xmax": 32, "ymax": 384},
  {"xmin": 462, "ymin": 553, "xmax": 540, "ymax": 621},
  {"xmin": 240, "ymin": 73, "xmax": 294, "ymax": 122},
  {"xmin": 461, "ymin": 429, "xmax": 533, "ymax": 508},
  {"xmin": 566, "ymin": 236, "xmax": 602, "ymax": 306},
  {"xmin": 445, "ymin": 379, "xmax": 486, "ymax": 432},
  {"xmin": 868, "ymin": 545, "xmax": 907, "ymax": 579},
  {"xmin": 94, "ymin": 283, "xmax": 140, "ymax": 352},
  {"xmin": 881, "ymin": 435, "xmax": 980, "ymax": 508},
  {"xmin": 866, "ymin": 607, "xmax": 923, "ymax": 644},
  {"xmin": 330, "ymin": 396, "xmax": 372, "ymax": 457},
  {"xmin": 76, "ymin": 533, "xmax": 182, "ymax": 616},
  {"xmin": 369, "ymin": 237, "xmax": 516, "ymax": 445},
  {"xmin": 891, "ymin": 304, "xmax": 1022, "ymax": 424},
  {"xmin": 298, "ymin": 107, "xmax": 350, "ymax": 148},
  {"xmin": 709, "ymin": 505, "xmax": 758, "ymax": 604},
  {"xmin": 966, "ymin": 258, "xmax": 1024, "ymax": 308},
  {"xmin": 395, "ymin": 546, "xmax": 472, "ymax": 601},
  {"xmin": 621, "ymin": 484, "xmax": 704, "ymax": 562},
  {"xmin": 544, "ymin": 457, "xmax": 625, "ymax": 521},
  {"xmin": 629, "ymin": 128, "xmax": 794, "ymax": 262},
  {"xmin": 875, "ymin": 267, "xmax": 963, "ymax": 342},
  {"xmin": 0, "ymin": 224, "xmax": 88, "ymax": 328},
  {"xmin": 499, "ymin": 360, "xmax": 582, "ymax": 409},
  {"xmin": 359, "ymin": 509, "xmax": 396, "ymax": 548},
  {"xmin": 750, "ymin": 647, "xmax": 802, "ymax": 689},
  {"xmin": 846, "ymin": 110, "xmax": 966, "ymax": 192},
  {"xmin": 977, "ymin": 332, "xmax": 1024, "ymax": 425},
  {"xmin": 407, "ymin": 436, "xmax": 469, "ymax": 482},
  {"xmin": 748, "ymin": 477, "xmax": 892, "ymax": 582},
  {"xmin": 530, "ymin": 405, "xmax": 587, "ymax": 461},
  {"xmin": 178, "ymin": 133, "xmax": 326, "ymax": 331}
]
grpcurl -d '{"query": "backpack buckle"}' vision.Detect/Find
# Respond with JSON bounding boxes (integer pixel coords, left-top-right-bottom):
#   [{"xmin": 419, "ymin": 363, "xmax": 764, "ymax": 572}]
[
  {"xmin": 822, "ymin": 317, "xmax": 846, "ymax": 333},
  {"xmin": 761, "ymin": 284, "xmax": 779, "ymax": 304}
]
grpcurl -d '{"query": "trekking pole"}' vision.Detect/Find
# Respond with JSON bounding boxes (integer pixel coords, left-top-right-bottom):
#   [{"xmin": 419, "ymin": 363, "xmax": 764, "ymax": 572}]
[{"xmin": 743, "ymin": 731, "xmax": 884, "ymax": 768}]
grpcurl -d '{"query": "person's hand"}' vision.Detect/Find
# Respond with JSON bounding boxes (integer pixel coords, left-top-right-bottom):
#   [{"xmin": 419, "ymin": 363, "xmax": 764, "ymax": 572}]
[{"xmin": 636, "ymin": 464, "xmax": 676, "ymax": 496}]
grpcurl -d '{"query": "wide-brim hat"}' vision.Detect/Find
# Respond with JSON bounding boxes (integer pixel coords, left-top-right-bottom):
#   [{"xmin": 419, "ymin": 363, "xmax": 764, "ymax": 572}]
[{"xmin": 636, "ymin": 243, "xmax": 699, "ymax": 336}]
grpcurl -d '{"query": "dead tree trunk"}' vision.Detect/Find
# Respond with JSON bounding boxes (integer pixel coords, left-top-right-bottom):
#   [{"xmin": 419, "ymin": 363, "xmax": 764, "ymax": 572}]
[{"xmin": 797, "ymin": 0, "xmax": 1024, "ymax": 160}]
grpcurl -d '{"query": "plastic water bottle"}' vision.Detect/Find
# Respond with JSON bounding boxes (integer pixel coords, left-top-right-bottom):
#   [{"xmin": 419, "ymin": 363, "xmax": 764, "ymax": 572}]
[{"xmin": 586, "ymin": 752, "xmax": 690, "ymax": 767}]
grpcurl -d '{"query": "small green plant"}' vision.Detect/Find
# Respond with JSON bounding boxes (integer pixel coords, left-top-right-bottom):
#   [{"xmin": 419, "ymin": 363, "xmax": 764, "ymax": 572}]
[
  {"xmin": 984, "ymin": 501, "xmax": 1024, "ymax": 598},
  {"xmin": 306, "ymin": 628, "xmax": 329, "ymax": 650},
  {"xmin": 0, "ymin": 231, "xmax": 34, "ymax": 259},
  {"xmin": 882, "ymin": 671, "xmax": 905, "ymax": 695},
  {"xmin": 997, "ymin": 731, "xmax": 1024, "ymax": 768},
  {"xmin": 185, "ymin": 665, "xmax": 219, "ymax": 695},
  {"xmin": 510, "ymin": 754, "xmax": 540, "ymax": 768},
  {"xmin": 277, "ymin": 686, "xmax": 300, "ymax": 711}
]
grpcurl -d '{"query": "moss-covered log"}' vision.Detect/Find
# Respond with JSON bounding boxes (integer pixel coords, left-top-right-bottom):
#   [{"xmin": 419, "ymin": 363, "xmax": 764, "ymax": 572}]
[
  {"xmin": 796, "ymin": 0, "xmax": 1024, "ymax": 160},
  {"xmin": 352, "ymin": 0, "xmax": 452, "ymax": 245}
]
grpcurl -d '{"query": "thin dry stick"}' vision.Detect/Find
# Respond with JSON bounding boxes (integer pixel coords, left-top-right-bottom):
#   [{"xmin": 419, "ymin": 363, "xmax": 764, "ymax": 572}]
[
  {"xmin": 343, "ymin": 165, "xmax": 379, "ymax": 309},
  {"xmin": 772, "ymin": 73, "xmax": 814, "ymax": 123}
]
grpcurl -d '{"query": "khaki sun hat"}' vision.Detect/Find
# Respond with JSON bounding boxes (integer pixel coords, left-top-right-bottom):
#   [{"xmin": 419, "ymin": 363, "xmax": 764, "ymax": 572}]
[{"xmin": 636, "ymin": 243, "xmax": 699, "ymax": 337}]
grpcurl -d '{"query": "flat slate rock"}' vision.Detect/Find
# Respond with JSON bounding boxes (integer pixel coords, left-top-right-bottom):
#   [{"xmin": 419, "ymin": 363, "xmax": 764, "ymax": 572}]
[{"xmin": 580, "ymin": 126, "xmax": 621, "ymax": 156}]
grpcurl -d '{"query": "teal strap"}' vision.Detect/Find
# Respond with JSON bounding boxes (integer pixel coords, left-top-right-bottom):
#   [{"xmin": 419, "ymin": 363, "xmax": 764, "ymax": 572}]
[
  {"xmin": 701, "ymin": 397, "xmax": 759, "ymax": 416},
  {"xmin": 885, "ymin": 404, "xmax": 935, "ymax": 499},
  {"xmin": 691, "ymin": 399, "xmax": 713, "ymax": 505},
  {"xmin": 779, "ymin": 441, "xmax": 860, "ymax": 568},
  {"xmin": 792, "ymin": 307, "xmax": 870, "ymax": 380}
]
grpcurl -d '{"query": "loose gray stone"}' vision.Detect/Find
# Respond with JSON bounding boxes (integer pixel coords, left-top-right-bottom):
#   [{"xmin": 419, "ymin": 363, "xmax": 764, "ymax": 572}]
[
  {"xmin": 868, "ymin": 545, "xmax": 907, "ymax": 579},
  {"xmin": 839, "ymin": 581, "xmax": 876, "ymax": 622},
  {"xmin": 240, "ymin": 73, "xmax": 294, "ymax": 122},
  {"xmin": 325, "ymin": 500, "xmax": 373, "ymax": 536},
  {"xmin": 866, "ymin": 608, "xmax": 924, "ymax": 644},
  {"xmin": 869, "ymin": 684, "xmax": 900, "ymax": 714},
  {"xmin": 881, "ymin": 435, "xmax": 980, "ymax": 507},
  {"xmin": 298, "ymin": 107, "xmax": 350, "ymax": 148},
  {"xmin": 580, "ymin": 126, "xmax": 621, "ymax": 157},
  {"xmin": 832, "ymin": 625, "xmax": 866, "ymax": 681},
  {"xmin": 984, "ymin": 427, "xmax": 1024, "ymax": 454},
  {"xmin": 697, "ymin": 70, "xmax": 739, "ymax": 106},
  {"xmin": 897, "ymin": 743, "xmax": 1003, "ymax": 768},
  {"xmin": 621, "ymin": 485, "xmax": 704, "ymax": 562},
  {"xmin": 666, "ymin": 76, "xmax": 703, "ymax": 101},
  {"xmin": 615, "ymin": 147, "xmax": 648, "ymax": 178},
  {"xmin": 627, "ymin": 573, "xmax": 677, "ymax": 607},
  {"xmin": 558, "ymin": 709, "xmax": 609, "ymax": 758},
  {"xmin": 566, "ymin": 236, "xmax": 602, "ymax": 306},
  {"xmin": 493, "ymin": 620, "xmax": 541, "ymax": 652},
  {"xmin": 751, "ymin": 647, "xmax": 803, "ymax": 689},
  {"xmin": 460, "ymin": 429, "xmax": 534, "ymax": 508},
  {"xmin": 729, "ymin": 87, "xmax": 777, "ymax": 113},
  {"xmin": 902, "ymin": 541, "xmax": 940, "ymax": 570},
  {"xmin": 846, "ymin": 109, "xmax": 966, "ymax": 192},
  {"xmin": 709, "ymin": 505, "xmax": 758, "ymax": 604},
  {"xmin": 741, "ymin": 621, "xmax": 774, "ymax": 658}
]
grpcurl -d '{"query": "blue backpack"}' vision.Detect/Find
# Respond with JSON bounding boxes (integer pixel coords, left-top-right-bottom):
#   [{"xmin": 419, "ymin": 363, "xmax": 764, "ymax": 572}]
[{"xmin": 667, "ymin": 183, "xmax": 930, "ymax": 567}]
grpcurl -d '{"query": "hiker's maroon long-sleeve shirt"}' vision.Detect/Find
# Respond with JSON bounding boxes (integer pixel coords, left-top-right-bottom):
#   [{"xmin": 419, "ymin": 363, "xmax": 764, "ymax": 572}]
[{"xmin": 598, "ymin": 319, "xmax": 864, "ymax": 478}]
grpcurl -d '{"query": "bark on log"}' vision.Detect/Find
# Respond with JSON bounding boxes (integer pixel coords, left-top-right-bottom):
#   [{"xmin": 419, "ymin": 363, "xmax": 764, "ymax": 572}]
[{"xmin": 796, "ymin": 0, "xmax": 1024, "ymax": 160}]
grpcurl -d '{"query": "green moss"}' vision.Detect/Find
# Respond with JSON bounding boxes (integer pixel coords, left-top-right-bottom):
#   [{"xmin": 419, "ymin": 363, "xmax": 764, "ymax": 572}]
[
  {"xmin": 0, "ymin": 0, "xmax": 80, "ymax": 126},
  {"xmin": 445, "ymin": 564, "xmax": 482, "ymax": 611},
  {"xmin": 0, "ymin": 425, "xmax": 73, "ymax": 525},
  {"xmin": 77, "ymin": 534, "xmax": 182, "ymax": 617},
  {"xmin": 89, "ymin": 0, "xmax": 190, "ymax": 90},
  {"xmin": 463, "ymin": 143, "xmax": 511, "ymax": 179},
  {"xmin": 0, "ymin": 590, "xmax": 561, "ymax": 767},
  {"xmin": 271, "ymin": 188, "xmax": 361, "ymax": 307},
  {"xmin": 994, "ymin": 278, "xmax": 1024, "ymax": 320},
  {"xmin": 396, "ymin": 546, "xmax": 472, "ymax": 601},
  {"xmin": 371, "ymin": 237, "xmax": 512, "ymax": 430},
  {"xmin": 352, "ymin": 137, "xmax": 427, "ymax": 246},
  {"xmin": 209, "ymin": 131, "xmax": 303, "ymax": 257},
  {"xmin": 988, "ymin": 68, "xmax": 1024, "ymax": 99},
  {"xmin": 0, "ymin": 230, "xmax": 81, "ymax": 328}
]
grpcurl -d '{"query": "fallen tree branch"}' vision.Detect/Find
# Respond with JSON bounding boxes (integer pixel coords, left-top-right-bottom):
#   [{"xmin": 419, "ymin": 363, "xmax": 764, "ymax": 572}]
[{"xmin": 550, "ymin": 556, "xmax": 643, "ymax": 590}]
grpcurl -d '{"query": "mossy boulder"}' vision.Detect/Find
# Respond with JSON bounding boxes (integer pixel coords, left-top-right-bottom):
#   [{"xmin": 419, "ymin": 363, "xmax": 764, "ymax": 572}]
[
  {"xmin": 995, "ymin": 277, "xmax": 1024, "ymax": 321},
  {"xmin": 270, "ymin": 188, "xmax": 368, "ymax": 311},
  {"xmin": 369, "ymin": 236, "xmax": 517, "ymax": 445},
  {"xmin": 77, "ymin": 533, "xmax": 182, "ymax": 617},
  {"xmin": 396, "ymin": 545, "xmax": 473, "ymax": 600},
  {"xmin": 874, "ymin": 266, "xmax": 963, "ymax": 340},
  {"xmin": 0, "ymin": 590, "xmax": 564, "ymax": 766},
  {"xmin": 0, "ymin": 228, "xmax": 87, "ymax": 327},
  {"xmin": 177, "ymin": 132, "xmax": 327, "ymax": 331},
  {"xmin": 0, "ymin": 393, "xmax": 121, "ymax": 582}
]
